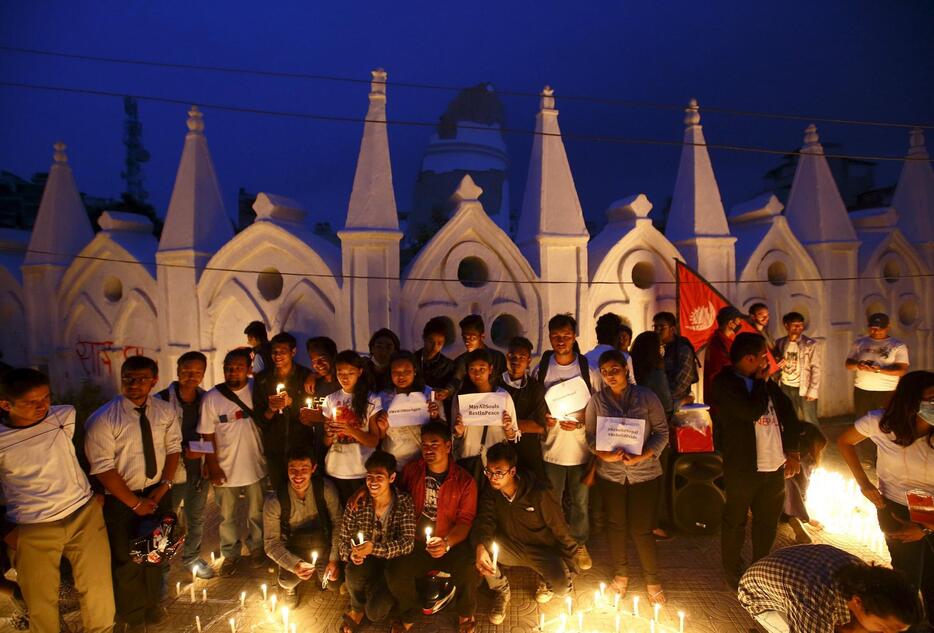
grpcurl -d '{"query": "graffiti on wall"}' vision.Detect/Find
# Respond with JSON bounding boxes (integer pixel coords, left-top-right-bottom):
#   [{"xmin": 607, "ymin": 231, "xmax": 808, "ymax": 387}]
[{"xmin": 75, "ymin": 340, "xmax": 147, "ymax": 378}]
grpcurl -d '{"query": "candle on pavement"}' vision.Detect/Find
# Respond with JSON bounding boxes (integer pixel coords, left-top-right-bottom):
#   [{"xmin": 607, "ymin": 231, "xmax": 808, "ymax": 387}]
[
  {"xmin": 633, "ymin": 595, "xmax": 640, "ymax": 617},
  {"xmin": 577, "ymin": 611, "xmax": 583, "ymax": 631},
  {"xmin": 261, "ymin": 583, "xmax": 268, "ymax": 602},
  {"xmin": 175, "ymin": 581, "xmax": 181, "ymax": 597},
  {"xmin": 615, "ymin": 613, "xmax": 621, "ymax": 633},
  {"xmin": 195, "ymin": 616, "xmax": 202, "ymax": 633},
  {"xmin": 566, "ymin": 595, "xmax": 573, "ymax": 616},
  {"xmin": 202, "ymin": 588, "xmax": 207, "ymax": 603},
  {"xmin": 654, "ymin": 602, "xmax": 661, "ymax": 622},
  {"xmin": 240, "ymin": 591, "xmax": 246, "ymax": 608},
  {"xmin": 270, "ymin": 594, "xmax": 277, "ymax": 613},
  {"xmin": 678, "ymin": 611, "xmax": 686, "ymax": 633},
  {"xmin": 229, "ymin": 617, "xmax": 236, "ymax": 633},
  {"xmin": 614, "ymin": 592, "xmax": 620, "ymax": 611},
  {"xmin": 282, "ymin": 606, "xmax": 289, "ymax": 631}
]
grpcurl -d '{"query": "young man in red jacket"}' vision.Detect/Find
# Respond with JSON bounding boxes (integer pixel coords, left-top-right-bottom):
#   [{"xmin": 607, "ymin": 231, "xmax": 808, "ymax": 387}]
[{"xmin": 386, "ymin": 421, "xmax": 480, "ymax": 633}]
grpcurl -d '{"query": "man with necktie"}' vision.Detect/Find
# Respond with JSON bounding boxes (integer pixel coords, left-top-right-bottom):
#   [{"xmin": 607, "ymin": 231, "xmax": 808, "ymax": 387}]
[{"xmin": 85, "ymin": 356, "xmax": 182, "ymax": 632}]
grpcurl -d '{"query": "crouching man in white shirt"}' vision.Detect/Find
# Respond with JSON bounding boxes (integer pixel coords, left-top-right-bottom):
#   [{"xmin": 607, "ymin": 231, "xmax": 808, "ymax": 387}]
[{"xmin": 0, "ymin": 368, "xmax": 115, "ymax": 632}]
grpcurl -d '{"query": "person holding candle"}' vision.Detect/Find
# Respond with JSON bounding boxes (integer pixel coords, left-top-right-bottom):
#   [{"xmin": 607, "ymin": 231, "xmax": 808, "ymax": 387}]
[
  {"xmin": 84, "ymin": 356, "xmax": 181, "ymax": 630},
  {"xmin": 501, "ymin": 337, "xmax": 549, "ymax": 480},
  {"xmin": 452, "ymin": 349, "xmax": 519, "ymax": 481},
  {"xmin": 738, "ymin": 543, "xmax": 922, "ymax": 633},
  {"xmin": 199, "ymin": 348, "xmax": 268, "ymax": 577},
  {"xmin": 155, "ymin": 351, "xmax": 214, "ymax": 580},
  {"xmin": 322, "ymin": 350, "xmax": 383, "ymax": 505},
  {"xmin": 253, "ymin": 332, "xmax": 314, "ymax": 493},
  {"xmin": 386, "ymin": 421, "xmax": 481, "ymax": 633},
  {"xmin": 0, "ymin": 368, "xmax": 116, "ymax": 633},
  {"xmin": 375, "ymin": 351, "xmax": 444, "ymax": 470},
  {"xmin": 709, "ymin": 333, "xmax": 801, "ymax": 591},
  {"xmin": 474, "ymin": 441, "xmax": 578, "ymax": 625},
  {"xmin": 338, "ymin": 451, "xmax": 415, "ymax": 633},
  {"xmin": 535, "ymin": 313, "xmax": 600, "ymax": 573},
  {"xmin": 299, "ymin": 336, "xmax": 341, "ymax": 468},
  {"xmin": 264, "ymin": 446, "xmax": 342, "ymax": 608},
  {"xmin": 585, "ymin": 349, "xmax": 669, "ymax": 605},
  {"xmin": 837, "ymin": 370, "xmax": 934, "ymax": 627}
]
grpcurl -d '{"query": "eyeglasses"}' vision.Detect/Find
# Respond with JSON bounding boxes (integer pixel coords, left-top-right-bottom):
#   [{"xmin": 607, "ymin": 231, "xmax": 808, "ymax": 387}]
[{"xmin": 483, "ymin": 467, "xmax": 513, "ymax": 480}]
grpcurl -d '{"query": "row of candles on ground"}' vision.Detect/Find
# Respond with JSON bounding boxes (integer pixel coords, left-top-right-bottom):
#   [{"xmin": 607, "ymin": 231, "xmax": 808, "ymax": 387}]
[{"xmin": 805, "ymin": 468, "xmax": 890, "ymax": 560}]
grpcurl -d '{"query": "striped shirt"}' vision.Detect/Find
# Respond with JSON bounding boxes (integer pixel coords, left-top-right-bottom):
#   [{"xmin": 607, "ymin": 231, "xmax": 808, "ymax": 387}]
[
  {"xmin": 85, "ymin": 395, "xmax": 182, "ymax": 492},
  {"xmin": 0, "ymin": 405, "xmax": 92, "ymax": 523}
]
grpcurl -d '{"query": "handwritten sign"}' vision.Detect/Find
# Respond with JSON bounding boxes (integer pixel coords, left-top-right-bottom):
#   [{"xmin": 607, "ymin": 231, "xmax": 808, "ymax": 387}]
[
  {"xmin": 459, "ymin": 392, "xmax": 506, "ymax": 426},
  {"xmin": 544, "ymin": 377, "xmax": 591, "ymax": 420},
  {"xmin": 387, "ymin": 392, "xmax": 430, "ymax": 428},
  {"xmin": 596, "ymin": 416, "xmax": 645, "ymax": 454}
]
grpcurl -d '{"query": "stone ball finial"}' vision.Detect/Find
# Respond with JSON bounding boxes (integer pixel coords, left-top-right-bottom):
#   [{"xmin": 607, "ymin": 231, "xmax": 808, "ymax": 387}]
[
  {"xmin": 684, "ymin": 98, "xmax": 700, "ymax": 126},
  {"xmin": 803, "ymin": 123, "xmax": 819, "ymax": 146},
  {"xmin": 541, "ymin": 85, "xmax": 556, "ymax": 111},
  {"xmin": 187, "ymin": 106, "xmax": 205, "ymax": 133},
  {"xmin": 53, "ymin": 141, "xmax": 68, "ymax": 164}
]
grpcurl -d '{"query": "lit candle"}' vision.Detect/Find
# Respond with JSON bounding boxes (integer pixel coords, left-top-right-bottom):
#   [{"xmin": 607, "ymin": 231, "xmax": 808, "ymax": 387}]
[
  {"xmin": 559, "ymin": 613, "xmax": 567, "ymax": 629},
  {"xmin": 210, "ymin": 551, "xmax": 216, "ymax": 564},
  {"xmin": 599, "ymin": 581, "xmax": 606, "ymax": 599},
  {"xmin": 594, "ymin": 590, "xmax": 601, "ymax": 608},
  {"xmin": 276, "ymin": 384, "xmax": 286, "ymax": 413},
  {"xmin": 357, "ymin": 531, "xmax": 365, "ymax": 546},
  {"xmin": 290, "ymin": 625, "xmax": 296, "ymax": 633},
  {"xmin": 678, "ymin": 610, "xmax": 685, "ymax": 633},
  {"xmin": 190, "ymin": 581, "xmax": 195, "ymax": 603},
  {"xmin": 633, "ymin": 595, "xmax": 640, "ymax": 617},
  {"xmin": 577, "ymin": 611, "xmax": 583, "ymax": 631},
  {"xmin": 175, "ymin": 581, "xmax": 181, "ymax": 597},
  {"xmin": 202, "ymin": 588, "xmax": 207, "ymax": 603},
  {"xmin": 566, "ymin": 595, "xmax": 573, "ymax": 616},
  {"xmin": 615, "ymin": 613, "xmax": 621, "ymax": 633},
  {"xmin": 282, "ymin": 606, "xmax": 289, "ymax": 631},
  {"xmin": 305, "ymin": 397, "xmax": 312, "ymax": 409},
  {"xmin": 614, "ymin": 592, "xmax": 620, "ymax": 611},
  {"xmin": 425, "ymin": 526, "xmax": 433, "ymax": 542},
  {"xmin": 311, "ymin": 550, "xmax": 318, "ymax": 568},
  {"xmin": 540, "ymin": 612, "xmax": 545, "ymax": 630},
  {"xmin": 261, "ymin": 583, "xmax": 268, "ymax": 602},
  {"xmin": 229, "ymin": 617, "xmax": 236, "ymax": 633},
  {"xmin": 491, "ymin": 541, "xmax": 499, "ymax": 574},
  {"xmin": 191, "ymin": 566, "xmax": 198, "ymax": 586},
  {"xmin": 239, "ymin": 591, "xmax": 246, "ymax": 608},
  {"xmin": 650, "ymin": 620, "xmax": 656, "ymax": 633},
  {"xmin": 195, "ymin": 616, "xmax": 202, "ymax": 633},
  {"xmin": 654, "ymin": 602, "xmax": 661, "ymax": 623},
  {"xmin": 270, "ymin": 594, "xmax": 277, "ymax": 613}
]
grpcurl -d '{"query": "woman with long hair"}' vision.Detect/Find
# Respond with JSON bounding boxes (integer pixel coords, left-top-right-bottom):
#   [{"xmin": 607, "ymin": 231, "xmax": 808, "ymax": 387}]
[{"xmin": 837, "ymin": 370, "xmax": 934, "ymax": 626}]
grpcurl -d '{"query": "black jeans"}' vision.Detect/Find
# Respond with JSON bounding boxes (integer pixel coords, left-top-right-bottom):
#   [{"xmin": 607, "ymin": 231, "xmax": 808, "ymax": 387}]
[
  {"xmin": 721, "ymin": 468, "xmax": 785, "ymax": 580},
  {"xmin": 596, "ymin": 475, "xmax": 661, "ymax": 584},
  {"xmin": 386, "ymin": 541, "xmax": 479, "ymax": 621},
  {"xmin": 879, "ymin": 500, "xmax": 934, "ymax": 628},
  {"xmin": 484, "ymin": 536, "xmax": 572, "ymax": 596},
  {"xmin": 344, "ymin": 556, "xmax": 394, "ymax": 623},
  {"xmin": 103, "ymin": 487, "xmax": 172, "ymax": 625}
]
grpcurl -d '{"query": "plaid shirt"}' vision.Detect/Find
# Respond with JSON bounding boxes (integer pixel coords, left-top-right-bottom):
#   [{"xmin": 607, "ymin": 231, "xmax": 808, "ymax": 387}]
[
  {"xmin": 738, "ymin": 544, "xmax": 858, "ymax": 633},
  {"xmin": 338, "ymin": 489, "xmax": 415, "ymax": 561}
]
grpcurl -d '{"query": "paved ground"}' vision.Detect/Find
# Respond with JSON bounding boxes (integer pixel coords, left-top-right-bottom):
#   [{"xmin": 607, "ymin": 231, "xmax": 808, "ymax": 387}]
[{"xmin": 2, "ymin": 419, "xmax": 886, "ymax": 633}]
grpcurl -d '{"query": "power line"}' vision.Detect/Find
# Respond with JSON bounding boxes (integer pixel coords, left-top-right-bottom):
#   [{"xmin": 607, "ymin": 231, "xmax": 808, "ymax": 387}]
[
  {"xmin": 2, "ymin": 44, "xmax": 931, "ymax": 131},
  {"xmin": 0, "ymin": 80, "xmax": 929, "ymax": 164},
  {"xmin": 6, "ymin": 246, "xmax": 932, "ymax": 286}
]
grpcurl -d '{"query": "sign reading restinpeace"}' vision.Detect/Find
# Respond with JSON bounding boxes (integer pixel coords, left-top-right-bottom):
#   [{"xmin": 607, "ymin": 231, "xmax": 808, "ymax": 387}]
[
  {"xmin": 387, "ymin": 392, "xmax": 430, "ymax": 428},
  {"xmin": 459, "ymin": 392, "xmax": 507, "ymax": 426},
  {"xmin": 596, "ymin": 416, "xmax": 645, "ymax": 454},
  {"xmin": 544, "ymin": 377, "xmax": 591, "ymax": 420}
]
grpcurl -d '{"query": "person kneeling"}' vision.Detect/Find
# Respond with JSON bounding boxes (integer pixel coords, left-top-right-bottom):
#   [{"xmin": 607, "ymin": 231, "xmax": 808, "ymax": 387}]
[
  {"xmin": 473, "ymin": 441, "xmax": 578, "ymax": 625},
  {"xmin": 263, "ymin": 447, "xmax": 342, "ymax": 608},
  {"xmin": 339, "ymin": 450, "xmax": 415, "ymax": 633}
]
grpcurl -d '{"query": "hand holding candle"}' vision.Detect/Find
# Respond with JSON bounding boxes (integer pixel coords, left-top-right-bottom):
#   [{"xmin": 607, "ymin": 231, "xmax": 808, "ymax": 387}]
[{"xmin": 275, "ymin": 383, "xmax": 286, "ymax": 413}]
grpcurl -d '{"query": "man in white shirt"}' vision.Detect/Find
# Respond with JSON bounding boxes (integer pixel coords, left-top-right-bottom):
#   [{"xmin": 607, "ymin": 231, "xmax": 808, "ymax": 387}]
[
  {"xmin": 199, "ymin": 348, "xmax": 267, "ymax": 577},
  {"xmin": 534, "ymin": 314, "xmax": 600, "ymax": 571},
  {"xmin": 845, "ymin": 313, "xmax": 910, "ymax": 419},
  {"xmin": 0, "ymin": 368, "xmax": 115, "ymax": 632},
  {"xmin": 774, "ymin": 312, "xmax": 821, "ymax": 424},
  {"xmin": 85, "ymin": 355, "xmax": 181, "ymax": 631}
]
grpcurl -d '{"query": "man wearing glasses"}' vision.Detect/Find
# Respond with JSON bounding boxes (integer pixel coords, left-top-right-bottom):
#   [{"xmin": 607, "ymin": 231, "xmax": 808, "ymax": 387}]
[
  {"xmin": 473, "ymin": 442, "xmax": 578, "ymax": 624},
  {"xmin": 652, "ymin": 312, "xmax": 699, "ymax": 410},
  {"xmin": 85, "ymin": 356, "xmax": 181, "ymax": 632}
]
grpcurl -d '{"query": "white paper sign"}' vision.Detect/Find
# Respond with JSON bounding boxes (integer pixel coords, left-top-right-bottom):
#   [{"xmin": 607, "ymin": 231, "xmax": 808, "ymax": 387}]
[
  {"xmin": 544, "ymin": 377, "xmax": 591, "ymax": 420},
  {"xmin": 387, "ymin": 392, "xmax": 430, "ymax": 428},
  {"xmin": 459, "ymin": 392, "xmax": 506, "ymax": 426},
  {"xmin": 596, "ymin": 416, "xmax": 645, "ymax": 454},
  {"xmin": 188, "ymin": 440, "xmax": 215, "ymax": 454}
]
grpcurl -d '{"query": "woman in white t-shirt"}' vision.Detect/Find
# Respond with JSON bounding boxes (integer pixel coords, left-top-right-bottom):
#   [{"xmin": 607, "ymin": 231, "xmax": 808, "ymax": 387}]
[
  {"xmin": 837, "ymin": 370, "xmax": 934, "ymax": 626},
  {"xmin": 323, "ymin": 350, "xmax": 383, "ymax": 504},
  {"xmin": 374, "ymin": 351, "xmax": 444, "ymax": 469},
  {"xmin": 453, "ymin": 348, "xmax": 518, "ymax": 481}
]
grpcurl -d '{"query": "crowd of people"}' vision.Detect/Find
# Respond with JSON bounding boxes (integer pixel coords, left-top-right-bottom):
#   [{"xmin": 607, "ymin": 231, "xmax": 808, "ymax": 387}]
[{"xmin": 0, "ymin": 304, "xmax": 929, "ymax": 632}]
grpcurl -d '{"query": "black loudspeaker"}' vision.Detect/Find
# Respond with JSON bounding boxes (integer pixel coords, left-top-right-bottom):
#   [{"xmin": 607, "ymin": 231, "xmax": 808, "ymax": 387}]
[{"xmin": 671, "ymin": 453, "xmax": 725, "ymax": 535}]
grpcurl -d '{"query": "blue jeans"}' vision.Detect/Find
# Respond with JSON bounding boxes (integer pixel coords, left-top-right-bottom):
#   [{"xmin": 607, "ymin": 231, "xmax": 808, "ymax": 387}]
[
  {"xmin": 543, "ymin": 462, "xmax": 590, "ymax": 545},
  {"xmin": 214, "ymin": 481, "xmax": 265, "ymax": 560},
  {"xmin": 172, "ymin": 458, "xmax": 210, "ymax": 566}
]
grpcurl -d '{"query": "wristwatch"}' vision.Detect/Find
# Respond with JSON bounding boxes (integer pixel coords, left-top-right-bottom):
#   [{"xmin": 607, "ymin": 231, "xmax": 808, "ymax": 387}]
[
  {"xmin": 160, "ymin": 480, "xmax": 174, "ymax": 490},
  {"xmin": 442, "ymin": 537, "xmax": 451, "ymax": 553}
]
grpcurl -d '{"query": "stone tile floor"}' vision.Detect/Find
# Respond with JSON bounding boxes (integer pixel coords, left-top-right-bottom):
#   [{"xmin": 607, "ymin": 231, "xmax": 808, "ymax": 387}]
[{"xmin": 1, "ymin": 420, "xmax": 886, "ymax": 633}]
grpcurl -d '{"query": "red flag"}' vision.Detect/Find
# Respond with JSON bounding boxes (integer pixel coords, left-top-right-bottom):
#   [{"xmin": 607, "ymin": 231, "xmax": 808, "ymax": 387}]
[{"xmin": 675, "ymin": 260, "xmax": 780, "ymax": 374}]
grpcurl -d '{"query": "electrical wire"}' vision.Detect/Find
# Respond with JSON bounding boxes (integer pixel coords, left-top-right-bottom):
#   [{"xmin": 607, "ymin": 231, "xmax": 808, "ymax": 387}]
[
  {"xmin": 0, "ymin": 80, "xmax": 930, "ymax": 164},
  {"xmin": 1, "ymin": 44, "xmax": 931, "ymax": 130},
  {"xmin": 5, "ymin": 245, "xmax": 931, "ymax": 286}
]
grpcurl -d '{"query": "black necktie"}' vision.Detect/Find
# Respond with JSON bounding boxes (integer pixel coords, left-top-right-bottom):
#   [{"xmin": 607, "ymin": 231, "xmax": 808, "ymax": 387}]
[{"xmin": 135, "ymin": 405, "xmax": 157, "ymax": 479}]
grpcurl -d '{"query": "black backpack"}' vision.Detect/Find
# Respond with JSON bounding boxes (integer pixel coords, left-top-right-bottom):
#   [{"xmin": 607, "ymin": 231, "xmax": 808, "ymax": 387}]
[{"xmin": 536, "ymin": 350, "xmax": 594, "ymax": 394}]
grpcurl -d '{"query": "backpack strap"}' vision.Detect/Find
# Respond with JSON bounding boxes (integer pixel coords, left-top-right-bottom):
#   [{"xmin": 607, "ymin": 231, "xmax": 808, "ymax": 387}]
[
  {"xmin": 577, "ymin": 353, "xmax": 593, "ymax": 394},
  {"xmin": 276, "ymin": 485, "xmax": 292, "ymax": 542},
  {"xmin": 312, "ymin": 475, "xmax": 332, "ymax": 542},
  {"xmin": 537, "ymin": 350, "xmax": 554, "ymax": 385},
  {"xmin": 215, "ymin": 383, "xmax": 257, "ymax": 422}
]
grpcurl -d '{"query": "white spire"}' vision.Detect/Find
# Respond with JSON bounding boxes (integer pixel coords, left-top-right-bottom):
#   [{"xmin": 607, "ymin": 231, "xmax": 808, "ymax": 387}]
[
  {"xmin": 344, "ymin": 68, "xmax": 398, "ymax": 230},
  {"xmin": 892, "ymin": 127, "xmax": 934, "ymax": 244},
  {"xmin": 25, "ymin": 141, "xmax": 94, "ymax": 266},
  {"xmin": 665, "ymin": 99, "xmax": 731, "ymax": 243},
  {"xmin": 517, "ymin": 85, "xmax": 587, "ymax": 248},
  {"xmin": 159, "ymin": 106, "xmax": 232, "ymax": 254},
  {"xmin": 784, "ymin": 124, "xmax": 857, "ymax": 244}
]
